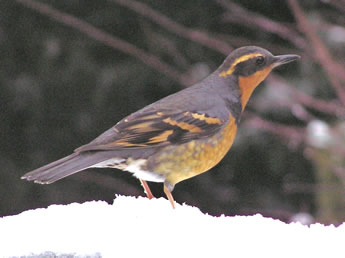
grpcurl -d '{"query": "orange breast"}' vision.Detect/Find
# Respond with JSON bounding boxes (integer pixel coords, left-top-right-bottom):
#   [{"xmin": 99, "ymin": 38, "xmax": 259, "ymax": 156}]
[{"xmin": 151, "ymin": 115, "xmax": 238, "ymax": 186}]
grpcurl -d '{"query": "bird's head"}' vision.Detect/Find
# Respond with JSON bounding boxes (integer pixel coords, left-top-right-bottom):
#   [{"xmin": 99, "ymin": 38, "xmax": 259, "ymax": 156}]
[{"xmin": 218, "ymin": 46, "xmax": 300, "ymax": 109}]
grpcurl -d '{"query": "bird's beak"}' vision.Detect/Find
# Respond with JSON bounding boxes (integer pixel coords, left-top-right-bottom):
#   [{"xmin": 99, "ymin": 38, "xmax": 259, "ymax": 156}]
[{"xmin": 272, "ymin": 54, "xmax": 300, "ymax": 68}]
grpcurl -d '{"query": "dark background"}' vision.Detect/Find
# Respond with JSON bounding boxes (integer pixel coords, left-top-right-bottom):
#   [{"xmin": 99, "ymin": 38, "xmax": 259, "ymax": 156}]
[{"xmin": 1, "ymin": 0, "xmax": 345, "ymax": 224}]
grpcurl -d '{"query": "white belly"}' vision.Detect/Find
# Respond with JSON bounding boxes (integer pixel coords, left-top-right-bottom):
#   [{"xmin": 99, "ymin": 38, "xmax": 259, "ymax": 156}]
[
  {"xmin": 92, "ymin": 158, "xmax": 165, "ymax": 183},
  {"xmin": 125, "ymin": 159, "xmax": 165, "ymax": 183}
]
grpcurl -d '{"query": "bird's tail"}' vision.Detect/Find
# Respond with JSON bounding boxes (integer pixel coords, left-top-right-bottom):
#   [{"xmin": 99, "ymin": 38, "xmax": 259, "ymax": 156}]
[{"xmin": 21, "ymin": 151, "xmax": 114, "ymax": 184}]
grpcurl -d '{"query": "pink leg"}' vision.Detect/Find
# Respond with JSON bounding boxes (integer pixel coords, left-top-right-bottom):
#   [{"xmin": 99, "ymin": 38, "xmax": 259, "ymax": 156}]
[
  {"xmin": 164, "ymin": 184, "xmax": 176, "ymax": 209},
  {"xmin": 139, "ymin": 179, "xmax": 154, "ymax": 199}
]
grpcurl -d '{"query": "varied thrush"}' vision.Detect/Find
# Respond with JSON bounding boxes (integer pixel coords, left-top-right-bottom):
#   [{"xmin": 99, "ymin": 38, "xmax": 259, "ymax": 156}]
[{"xmin": 22, "ymin": 46, "xmax": 299, "ymax": 208}]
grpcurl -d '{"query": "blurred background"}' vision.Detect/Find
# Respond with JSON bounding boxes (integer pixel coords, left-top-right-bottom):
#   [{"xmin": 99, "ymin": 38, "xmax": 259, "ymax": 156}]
[{"xmin": 1, "ymin": 0, "xmax": 344, "ymax": 225}]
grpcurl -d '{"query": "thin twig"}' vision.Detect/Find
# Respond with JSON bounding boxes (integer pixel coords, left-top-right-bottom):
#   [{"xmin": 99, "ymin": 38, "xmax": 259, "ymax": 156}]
[
  {"xmin": 244, "ymin": 113, "xmax": 305, "ymax": 147},
  {"xmin": 327, "ymin": 0, "xmax": 345, "ymax": 14},
  {"xmin": 218, "ymin": 33, "xmax": 299, "ymax": 55},
  {"xmin": 330, "ymin": 165, "xmax": 345, "ymax": 188},
  {"xmin": 215, "ymin": 0, "xmax": 307, "ymax": 49},
  {"xmin": 288, "ymin": 0, "xmax": 345, "ymax": 105},
  {"xmin": 111, "ymin": 0, "xmax": 233, "ymax": 55},
  {"xmin": 143, "ymin": 30, "xmax": 191, "ymax": 69},
  {"xmin": 269, "ymin": 75, "xmax": 345, "ymax": 118},
  {"xmin": 15, "ymin": 0, "xmax": 190, "ymax": 86}
]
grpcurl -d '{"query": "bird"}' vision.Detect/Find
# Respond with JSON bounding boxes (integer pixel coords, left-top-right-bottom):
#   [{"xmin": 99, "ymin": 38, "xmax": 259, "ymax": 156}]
[{"xmin": 22, "ymin": 46, "xmax": 299, "ymax": 208}]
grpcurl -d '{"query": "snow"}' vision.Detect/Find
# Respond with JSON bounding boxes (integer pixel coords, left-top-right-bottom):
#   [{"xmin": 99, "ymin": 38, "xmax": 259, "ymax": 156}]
[
  {"xmin": 0, "ymin": 196, "xmax": 344, "ymax": 258},
  {"xmin": 306, "ymin": 120, "xmax": 333, "ymax": 148}
]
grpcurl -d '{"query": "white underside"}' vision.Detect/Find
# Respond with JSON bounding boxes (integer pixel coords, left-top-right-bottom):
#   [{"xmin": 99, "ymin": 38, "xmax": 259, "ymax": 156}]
[
  {"xmin": 125, "ymin": 159, "xmax": 165, "ymax": 183},
  {"xmin": 91, "ymin": 158, "xmax": 126, "ymax": 169},
  {"xmin": 91, "ymin": 158, "xmax": 165, "ymax": 183}
]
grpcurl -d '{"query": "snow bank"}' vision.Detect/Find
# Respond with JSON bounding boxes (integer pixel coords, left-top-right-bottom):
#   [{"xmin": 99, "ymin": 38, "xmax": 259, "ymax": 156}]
[{"xmin": 1, "ymin": 196, "xmax": 344, "ymax": 258}]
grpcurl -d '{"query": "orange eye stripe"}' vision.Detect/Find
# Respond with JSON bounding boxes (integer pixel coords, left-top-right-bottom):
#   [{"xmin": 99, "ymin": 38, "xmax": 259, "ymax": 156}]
[{"xmin": 219, "ymin": 53, "xmax": 264, "ymax": 77}]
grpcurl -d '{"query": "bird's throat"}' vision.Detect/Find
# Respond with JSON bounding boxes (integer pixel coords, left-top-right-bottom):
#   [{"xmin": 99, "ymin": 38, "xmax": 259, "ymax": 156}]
[{"xmin": 238, "ymin": 65, "xmax": 273, "ymax": 110}]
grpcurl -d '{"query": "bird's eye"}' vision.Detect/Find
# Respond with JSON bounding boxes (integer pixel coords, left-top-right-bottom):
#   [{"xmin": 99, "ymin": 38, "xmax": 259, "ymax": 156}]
[{"xmin": 256, "ymin": 56, "xmax": 265, "ymax": 66}]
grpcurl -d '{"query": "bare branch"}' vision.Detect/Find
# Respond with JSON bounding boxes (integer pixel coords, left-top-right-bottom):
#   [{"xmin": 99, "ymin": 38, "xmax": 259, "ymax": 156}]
[
  {"xmin": 15, "ymin": 0, "xmax": 191, "ymax": 86},
  {"xmin": 331, "ymin": 166, "xmax": 345, "ymax": 188},
  {"xmin": 269, "ymin": 75, "xmax": 345, "ymax": 118},
  {"xmin": 217, "ymin": 33, "xmax": 299, "ymax": 55},
  {"xmin": 243, "ymin": 113, "xmax": 305, "ymax": 148},
  {"xmin": 288, "ymin": 0, "xmax": 345, "ymax": 105},
  {"xmin": 327, "ymin": 0, "xmax": 345, "ymax": 14},
  {"xmin": 215, "ymin": 0, "xmax": 307, "ymax": 50},
  {"xmin": 111, "ymin": 0, "xmax": 233, "ymax": 55},
  {"xmin": 143, "ymin": 31, "xmax": 191, "ymax": 69}
]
